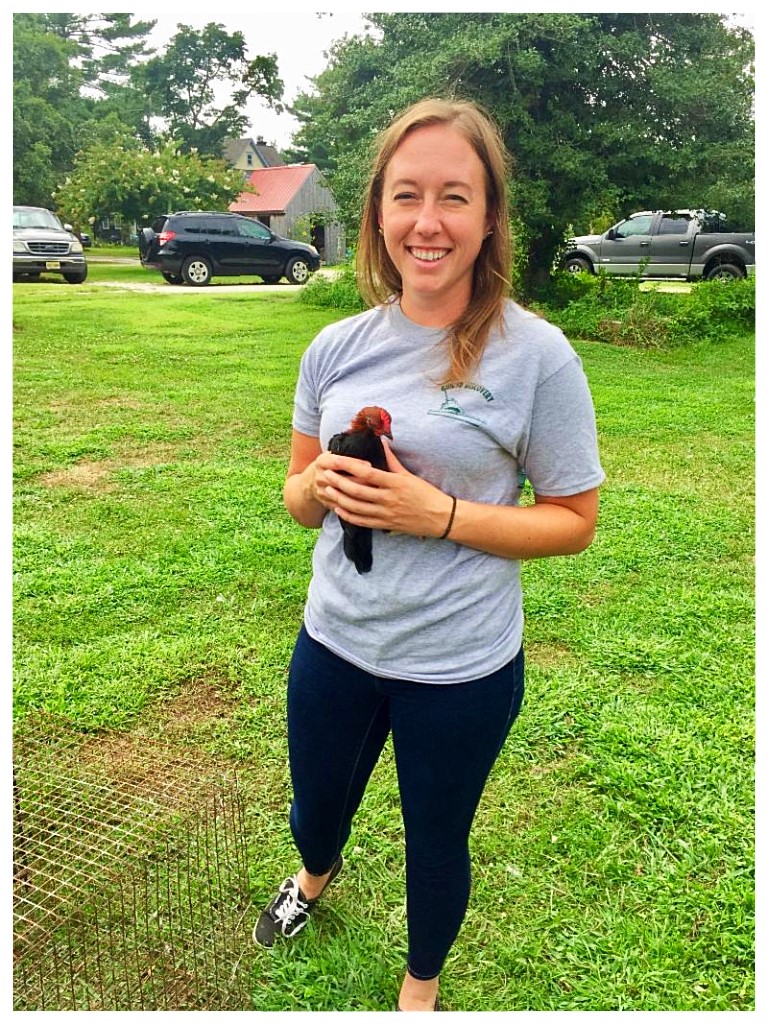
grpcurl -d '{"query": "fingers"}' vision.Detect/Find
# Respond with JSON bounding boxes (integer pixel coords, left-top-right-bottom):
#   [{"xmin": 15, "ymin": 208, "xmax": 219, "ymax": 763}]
[
  {"xmin": 324, "ymin": 467, "xmax": 437, "ymax": 535},
  {"xmin": 317, "ymin": 448, "xmax": 408, "ymax": 482},
  {"xmin": 323, "ymin": 471, "xmax": 384, "ymax": 509},
  {"xmin": 310, "ymin": 454, "xmax": 374, "ymax": 509},
  {"xmin": 382, "ymin": 438, "xmax": 408, "ymax": 474},
  {"xmin": 311, "ymin": 448, "xmax": 439, "ymax": 535}
]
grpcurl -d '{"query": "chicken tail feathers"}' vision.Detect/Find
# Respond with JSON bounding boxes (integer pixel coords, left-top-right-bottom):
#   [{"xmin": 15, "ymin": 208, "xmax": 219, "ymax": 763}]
[
  {"xmin": 329, "ymin": 407, "xmax": 393, "ymax": 573},
  {"xmin": 342, "ymin": 523, "xmax": 373, "ymax": 574}
]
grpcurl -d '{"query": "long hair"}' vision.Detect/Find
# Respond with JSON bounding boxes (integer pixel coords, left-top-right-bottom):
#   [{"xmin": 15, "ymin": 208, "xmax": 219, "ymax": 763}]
[{"xmin": 356, "ymin": 98, "xmax": 512, "ymax": 384}]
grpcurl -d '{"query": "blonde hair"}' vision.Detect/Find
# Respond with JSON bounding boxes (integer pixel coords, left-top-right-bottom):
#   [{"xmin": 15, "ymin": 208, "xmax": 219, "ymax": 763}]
[{"xmin": 356, "ymin": 98, "xmax": 512, "ymax": 384}]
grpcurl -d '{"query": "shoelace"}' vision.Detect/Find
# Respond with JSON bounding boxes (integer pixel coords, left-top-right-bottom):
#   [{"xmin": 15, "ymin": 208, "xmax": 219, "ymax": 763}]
[{"xmin": 272, "ymin": 876, "xmax": 309, "ymax": 933}]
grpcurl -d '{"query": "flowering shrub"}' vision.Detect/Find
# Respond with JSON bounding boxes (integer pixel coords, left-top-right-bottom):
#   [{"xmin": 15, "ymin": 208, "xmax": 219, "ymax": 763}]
[{"xmin": 54, "ymin": 133, "xmax": 250, "ymax": 237}]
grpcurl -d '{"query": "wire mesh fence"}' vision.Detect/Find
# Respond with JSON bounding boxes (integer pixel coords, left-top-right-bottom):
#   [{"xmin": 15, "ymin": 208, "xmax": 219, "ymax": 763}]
[{"xmin": 13, "ymin": 713, "xmax": 255, "ymax": 1010}]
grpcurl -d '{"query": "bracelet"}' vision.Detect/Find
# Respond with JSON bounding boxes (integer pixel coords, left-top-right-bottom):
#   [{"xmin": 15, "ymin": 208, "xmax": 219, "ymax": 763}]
[{"xmin": 439, "ymin": 495, "xmax": 457, "ymax": 540}]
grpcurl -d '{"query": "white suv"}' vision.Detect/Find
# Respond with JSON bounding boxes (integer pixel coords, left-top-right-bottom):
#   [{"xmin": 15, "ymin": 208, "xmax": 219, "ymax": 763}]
[{"xmin": 13, "ymin": 206, "xmax": 88, "ymax": 284}]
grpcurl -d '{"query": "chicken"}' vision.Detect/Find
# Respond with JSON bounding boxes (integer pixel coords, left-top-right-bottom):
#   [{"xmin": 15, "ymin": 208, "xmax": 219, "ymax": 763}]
[{"xmin": 328, "ymin": 406, "xmax": 393, "ymax": 574}]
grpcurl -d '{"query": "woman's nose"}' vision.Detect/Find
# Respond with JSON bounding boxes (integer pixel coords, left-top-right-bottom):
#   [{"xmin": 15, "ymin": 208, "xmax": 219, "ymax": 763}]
[{"xmin": 413, "ymin": 198, "xmax": 441, "ymax": 235}]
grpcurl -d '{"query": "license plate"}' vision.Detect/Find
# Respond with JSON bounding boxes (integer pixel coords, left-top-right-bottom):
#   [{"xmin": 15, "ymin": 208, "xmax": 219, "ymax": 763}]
[{"xmin": 45, "ymin": 261, "xmax": 61, "ymax": 270}]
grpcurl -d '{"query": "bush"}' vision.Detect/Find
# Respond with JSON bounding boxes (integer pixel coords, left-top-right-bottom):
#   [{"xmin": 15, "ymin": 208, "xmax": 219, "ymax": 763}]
[
  {"xmin": 531, "ymin": 268, "xmax": 635, "ymax": 310},
  {"xmin": 533, "ymin": 272, "xmax": 755, "ymax": 348},
  {"xmin": 679, "ymin": 275, "xmax": 755, "ymax": 333},
  {"xmin": 300, "ymin": 265, "xmax": 366, "ymax": 312}
]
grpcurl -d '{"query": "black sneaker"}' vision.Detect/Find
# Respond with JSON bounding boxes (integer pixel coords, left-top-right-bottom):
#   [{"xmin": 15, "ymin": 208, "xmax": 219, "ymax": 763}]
[{"xmin": 253, "ymin": 855, "xmax": 343, "ymax": 947}]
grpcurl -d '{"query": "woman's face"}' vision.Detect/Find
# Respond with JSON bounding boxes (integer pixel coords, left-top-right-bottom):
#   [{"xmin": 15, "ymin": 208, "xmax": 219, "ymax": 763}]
[{"xmin": 379, "ymin": 122, "xmax": 492, "ymax": 326}]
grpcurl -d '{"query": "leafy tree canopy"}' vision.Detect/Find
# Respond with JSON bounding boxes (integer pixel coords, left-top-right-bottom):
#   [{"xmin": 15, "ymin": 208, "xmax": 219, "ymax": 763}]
[
  {"xmin": 42, "ymin": 12, "xmax": 157, "ymax": 95},
  {"xmin": 138, "ymin": 23, "xmax": 284, "ymax": 158},
  {"xmin": 13, "ymin": 14, "xmax": 87, "ymax": 206},
  {"xmin": 289, "ymin": 12, "xmax": 754, "ymax": 288},
  {"xmin": 41, "ymin": 12, "xmax": 159, "ymax": 147},
  {"xmin": 13, "ymin": 16, "xmax": 283, "ymax": 208},
  {"xmin": 53, "ymin": 128, "xmax": 251, "ymax": 236}
]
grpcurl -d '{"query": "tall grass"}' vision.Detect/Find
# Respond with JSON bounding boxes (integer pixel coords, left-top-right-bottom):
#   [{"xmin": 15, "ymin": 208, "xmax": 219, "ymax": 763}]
[
  {"xmin": 529, "ymin": 270, "xmax": 756, "ymax": 347},
  {"xmin": 12, "ymin": 279, "xmax": 754, "ymax": 1011}
]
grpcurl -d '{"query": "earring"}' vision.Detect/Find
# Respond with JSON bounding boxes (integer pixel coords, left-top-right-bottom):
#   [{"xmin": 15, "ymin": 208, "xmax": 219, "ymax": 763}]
[
  {"xmin": 378, "ymin": 227, "xmax": 384, "ymax": 235},
  {"xmin": 485, "ymin": 229, "xmax": 494, "ymax": 237}
]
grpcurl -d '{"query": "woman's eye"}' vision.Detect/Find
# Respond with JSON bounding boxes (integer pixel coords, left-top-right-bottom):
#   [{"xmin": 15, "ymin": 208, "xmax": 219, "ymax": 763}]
[
  {"xmin": 445, "ymin": 194, "xmax": 468, "ymax": 204},
  {"xmin": 393, "ymin": 192, "xmax": 416, "ymax": 201}
]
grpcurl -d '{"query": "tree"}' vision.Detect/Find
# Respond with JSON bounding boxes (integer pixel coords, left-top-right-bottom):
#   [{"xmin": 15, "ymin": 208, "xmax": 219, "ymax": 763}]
[
  {"xmin": 44, "ymin": 12, "xmax": 159, "ymax": 145},
  {"xmin": 13, "ymin": 16, "xmax": 283, "ymax": 207},
  {"xmin": 53, "ymin": 129, "xmax": 251, "ymax": 237},
  {"xmin": 139, "ymin": 23, "xmax": 284, "ymax": 158},
  {"xmin": 13, "ymin": 13, "xmax": 158, "ymax": 205},
  {"xmin": 288, "ymin": 13, "xmax": 754, "ymax": 291},
  {"xmin": 42, "ymin": 13, "xmax": 157, "ymax": 96},
  {"xmin": 13, "ymin": 14, "xmax": 87, "ymax": 206}
]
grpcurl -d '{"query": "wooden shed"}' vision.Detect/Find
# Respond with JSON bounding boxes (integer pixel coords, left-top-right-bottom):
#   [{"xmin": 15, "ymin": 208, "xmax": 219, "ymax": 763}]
[{"xmin": 229, "ymin": 164, "xmax": 345, "ymax": 264}]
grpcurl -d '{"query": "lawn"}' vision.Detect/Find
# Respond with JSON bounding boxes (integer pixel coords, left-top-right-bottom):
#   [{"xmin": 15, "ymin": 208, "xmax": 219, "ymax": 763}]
[{"xmin": 12, "ymin": 280, "xmax": 755, "ymax": 1011}]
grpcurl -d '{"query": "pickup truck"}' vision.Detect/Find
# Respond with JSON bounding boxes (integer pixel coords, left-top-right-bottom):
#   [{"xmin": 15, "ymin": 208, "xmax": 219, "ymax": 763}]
[
  {"xmin": 13, "ymin": 205, "xmax": 88, "ymax": 284},
  {"xmin": 562, "ymin": 209, "xmax": 755, "ymax": 281}
]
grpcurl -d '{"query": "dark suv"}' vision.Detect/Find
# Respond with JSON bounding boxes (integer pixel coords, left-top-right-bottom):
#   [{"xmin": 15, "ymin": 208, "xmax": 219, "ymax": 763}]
[{"xmin": 138, "ymin": 211, "xmax": 321, "ymax": 286}]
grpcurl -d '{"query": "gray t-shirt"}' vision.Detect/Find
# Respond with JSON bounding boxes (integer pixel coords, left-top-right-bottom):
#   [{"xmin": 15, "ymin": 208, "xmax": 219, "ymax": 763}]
[{"xmin": 292, "ymin": 299, "xmax": 604, "ymax": 683}]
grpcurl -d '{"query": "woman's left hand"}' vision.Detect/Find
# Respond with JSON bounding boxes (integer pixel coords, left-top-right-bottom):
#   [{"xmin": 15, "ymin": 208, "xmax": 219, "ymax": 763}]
[
  {"xmin": 322, "ymin": 440, "xmax": 455, "ymax": 539},
  {"xmin": 323, "ymin": 440, "xmax": 600, "ymax": 559}
]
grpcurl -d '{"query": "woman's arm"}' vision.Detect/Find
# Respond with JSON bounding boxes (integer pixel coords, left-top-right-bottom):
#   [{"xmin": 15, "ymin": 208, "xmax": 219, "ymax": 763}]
[
  {"xmin": 318, "ymin": 442, "xmax": 599, "ymax": 560},
  {"xmin": 283, "ymin": 430, "xmax": 327, "ymax": 528},
  {"xmin": 446, "ymin": 488, "xmax": 598, "ymax": 558}
]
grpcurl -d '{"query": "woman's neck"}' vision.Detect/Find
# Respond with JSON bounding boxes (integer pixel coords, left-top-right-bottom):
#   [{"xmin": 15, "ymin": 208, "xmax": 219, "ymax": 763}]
[{"xmin": 399, "ymin": 288, "xmax": 470, "ymax": 328}]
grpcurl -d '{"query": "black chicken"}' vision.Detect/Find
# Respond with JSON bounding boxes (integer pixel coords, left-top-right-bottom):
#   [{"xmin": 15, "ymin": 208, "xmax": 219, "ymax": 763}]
[{"xmin": 328, "ymin": 406, "xmax": 393, "ymax": 574}]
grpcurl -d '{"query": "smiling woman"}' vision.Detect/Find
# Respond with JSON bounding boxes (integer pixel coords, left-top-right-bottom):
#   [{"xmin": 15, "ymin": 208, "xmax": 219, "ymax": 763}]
[
  {"xmin": 253, "ymin": 97, "xmax": 604, "ymax": 1012},
  {"xmin": 357, "ymin": 98, "xmax": 513, "ymax": 386}
]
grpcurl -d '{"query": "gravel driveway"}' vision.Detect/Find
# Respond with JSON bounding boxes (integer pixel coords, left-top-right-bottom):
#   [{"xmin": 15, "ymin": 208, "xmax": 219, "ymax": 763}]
[
  {"xmin": 88, "ymin": 256, "xmax": 339, "ymax": 294},
  {"xmin": 92, "ymin": 279, "xmax": 303, "ymax": 294}
]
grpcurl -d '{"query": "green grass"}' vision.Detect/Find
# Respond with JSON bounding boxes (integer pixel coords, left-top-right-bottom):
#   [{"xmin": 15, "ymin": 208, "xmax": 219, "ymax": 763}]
[
  {"xmin": 87, "ymin": 243, "xmax": 140, "ymax": 257},
  {"xmin": 12, "ymin": 280, "xmax": 754, "ymax": 1011}
]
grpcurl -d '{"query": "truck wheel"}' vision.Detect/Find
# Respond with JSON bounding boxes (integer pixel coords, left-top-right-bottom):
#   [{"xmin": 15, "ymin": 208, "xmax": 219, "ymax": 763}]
[
  {"xmin": 564, "ymin": 256, "xmax": 593, "ymax": 274},
  {"xmin": 704, "ymin": 262, "xmax": 745, "ymax": 281},
  {"xmin": 181, "ymin": 256, "xmax": 213, "ymax": 286},
  {"xmin": 64, "ymin": 268, "xmax": 88, "ymax": 284},
  {"xmin": 285, "ymin": 257, "xmax": 311, "ymax": 285}
]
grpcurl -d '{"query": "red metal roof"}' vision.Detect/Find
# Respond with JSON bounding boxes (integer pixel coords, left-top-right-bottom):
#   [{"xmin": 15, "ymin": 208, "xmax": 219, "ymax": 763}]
[{"xmin": 230, "ymin": 164, "xmax": 316, "ymax": 215}]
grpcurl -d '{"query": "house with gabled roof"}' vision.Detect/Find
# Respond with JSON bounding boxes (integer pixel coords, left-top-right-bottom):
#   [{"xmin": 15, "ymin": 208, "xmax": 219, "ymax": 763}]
[
  {"xmin": 222, "ymin": 136, "xmax": 285, "ymax": 175},
  {"xmin": 229, "ymin": 163, "xmax": 344, "ymax": 264}
]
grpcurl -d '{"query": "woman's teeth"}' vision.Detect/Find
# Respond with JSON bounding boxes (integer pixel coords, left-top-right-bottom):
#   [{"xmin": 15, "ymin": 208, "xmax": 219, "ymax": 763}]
[{"xmin": 410, "ymin": 248, "xmax": 449, "ymax": 262}]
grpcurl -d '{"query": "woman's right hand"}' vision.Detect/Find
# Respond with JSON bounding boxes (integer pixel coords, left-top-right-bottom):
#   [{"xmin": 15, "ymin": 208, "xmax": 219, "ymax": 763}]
[
  {"xmin": 301, "ymin": 450, "xmax": 360, "ymax": 511},
  {"xmin": 284, "ymin": 431, "xmax": 374, "ymax": 528}
]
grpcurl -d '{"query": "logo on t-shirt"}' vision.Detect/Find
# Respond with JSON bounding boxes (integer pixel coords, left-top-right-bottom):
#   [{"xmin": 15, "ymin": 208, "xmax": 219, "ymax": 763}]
[{"xmin": 427, "ymin": 382, "xmax": 494, "ymax": 427}]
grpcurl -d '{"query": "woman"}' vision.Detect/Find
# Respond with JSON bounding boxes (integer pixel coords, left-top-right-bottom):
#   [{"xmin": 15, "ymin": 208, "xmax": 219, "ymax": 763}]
[{"xmin": 254, "ymin": 98, "xmax": 605, "ymax": 1011}]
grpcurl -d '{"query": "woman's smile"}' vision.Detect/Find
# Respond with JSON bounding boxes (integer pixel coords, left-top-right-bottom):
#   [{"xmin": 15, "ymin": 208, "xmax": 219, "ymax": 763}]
[{"xmin": 408, "ymin": 247, "xmax": 451, "ymax": 262}]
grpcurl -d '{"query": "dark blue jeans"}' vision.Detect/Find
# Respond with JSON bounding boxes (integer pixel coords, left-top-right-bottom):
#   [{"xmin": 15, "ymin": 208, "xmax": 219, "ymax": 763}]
[{"xmin": 286, "ymin": 624, "xmax": 525, "ymax": 980}]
